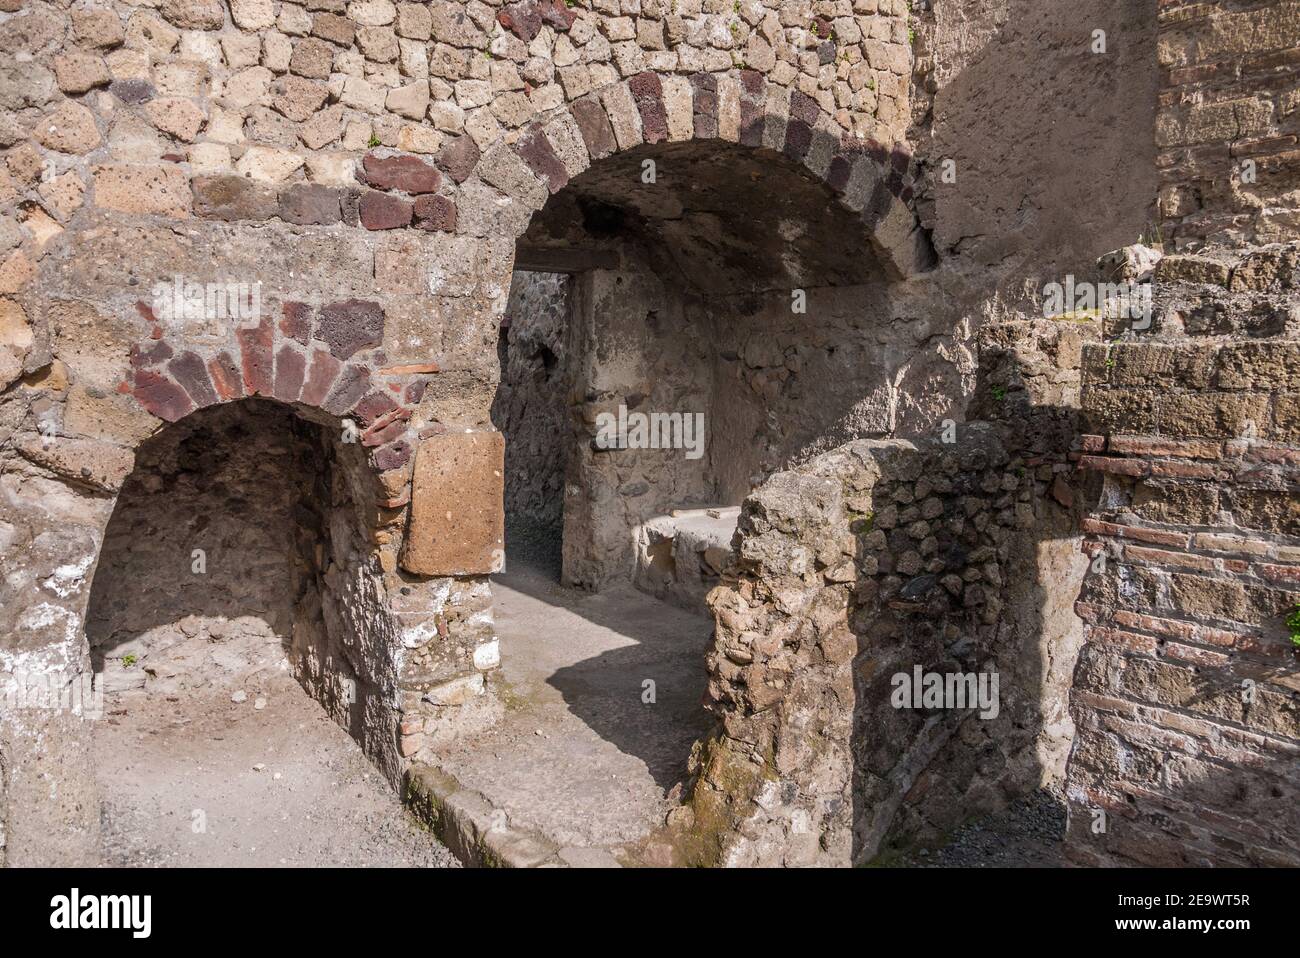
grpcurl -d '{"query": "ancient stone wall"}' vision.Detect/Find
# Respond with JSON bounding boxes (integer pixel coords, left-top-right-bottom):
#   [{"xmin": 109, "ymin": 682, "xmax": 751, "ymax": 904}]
[
  {"xmin": 2, "ymin": 0, "xmax": 1294, "ymax": 870},
  {"xmin": 1157, "ymin": 0, "xmax": 1300, "ymax": 249},
  {"xmin": 686, "ymin": 415, "xmax": 1084, "ymax": 866},
  {"xmin": 1066, "ymin": 242, "xmax": 1300, "ymax": 866},
  {"xmin": 491, "ymin": 269, "xmax": 568, "ymax": 564}
]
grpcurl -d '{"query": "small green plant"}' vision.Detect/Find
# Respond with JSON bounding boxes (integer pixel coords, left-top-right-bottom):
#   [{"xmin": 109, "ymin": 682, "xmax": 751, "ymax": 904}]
[
  {"xmin": 853, "ymin": 511, "xmax": 875, "ymax": 533},
  {"xmin": 908, "ymin": 26, "xmax": 916, "ymax": 45},
  {"xmin": 122, "ymin": 654, "xmax": 138, "ymax": 668},
  {"xmin": 366, "ymin": 133, "xmax": 381, "ymax": 147},
  {"xmin": 1288, "ymin": 604, "xmax": 1300, "ymax": 648},
  {"xmin": 992, "ymin": 386, "xmax": 1006, "ymax": 401},
  {"xmin": 1139, "ymin": 221, "xmax": 1164, "ymax": 250}
]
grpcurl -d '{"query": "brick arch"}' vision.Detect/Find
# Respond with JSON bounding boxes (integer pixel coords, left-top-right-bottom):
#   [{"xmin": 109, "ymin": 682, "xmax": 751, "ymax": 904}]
[
  {"xmin": 127, "ymin": 294, "xmax": 433, "ymax": 480},
  {"xmin": 454, "ymin": 70, "xmax": 936, "ymax": 281}
]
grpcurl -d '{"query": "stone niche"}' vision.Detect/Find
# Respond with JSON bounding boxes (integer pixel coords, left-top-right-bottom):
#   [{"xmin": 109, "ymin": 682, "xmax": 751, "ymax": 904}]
[{"xmin": 85, "ymin": 399, "xmax": 405, "ymax": 774}]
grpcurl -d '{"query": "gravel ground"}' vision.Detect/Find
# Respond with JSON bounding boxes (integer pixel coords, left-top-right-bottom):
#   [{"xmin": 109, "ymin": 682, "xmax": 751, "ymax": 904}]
[
  {"xmin": 95, "ymin": 670, "xmax": 459, "ymax": 868},
  {"xmin": 894, "ymin": 784, "xmax": 1070, "ymax": 867}
]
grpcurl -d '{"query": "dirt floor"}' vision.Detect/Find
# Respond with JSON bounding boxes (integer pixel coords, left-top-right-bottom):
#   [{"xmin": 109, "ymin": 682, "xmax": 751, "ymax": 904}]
[
  {"xmin": 892, "ymin": 785, "xmax": 1070, "ymax": 868},
  {"xmin": 94, "ymin": 670, "xmax": 457, "ymax": 868},
  {"xmin": 437, "ymin": 553, "xmax": 715, "ymax": 859}
]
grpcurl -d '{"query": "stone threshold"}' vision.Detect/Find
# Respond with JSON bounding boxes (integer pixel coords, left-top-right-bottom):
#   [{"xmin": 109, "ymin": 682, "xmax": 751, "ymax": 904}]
[{"xmin": 403, "ymin": 762, "xmax": 625, "ymax": 868}]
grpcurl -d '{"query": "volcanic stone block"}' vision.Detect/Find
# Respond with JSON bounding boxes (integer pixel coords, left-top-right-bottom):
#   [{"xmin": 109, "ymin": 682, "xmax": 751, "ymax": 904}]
[
  {"xmin": 437, "ymin": 134, "xmax": 480, "ymax": 183},
  {"xmin": 401, "ymin": 430, "xmax": 504, "ymax": 576},
  {"xmin": 628, "ymin": 72, "xmax": 668, "ymax": 144},
  {"xmin": 312, "ymin": 12, "xmax": 356, "ymax": 46},
  {"xmin": 571, "ymin": 95, "xmax": 616, "ymax": 160},
  {"xmin": 359, "ymin": 190, "xmax": 413, "ymax": 229},
  {"xmin": 515, "ymin": 124, "xmax": 567, "ymax": 192},
  {"xmin": 413, "ymin": 194, "xmax": 457, "ymax": 232},
  {"xmin": 193, "ymin": 174, "xmax": 278, "ymax": 221},
  {"xmin": 322, "ymin": 362, "xmax": 371, "ymax": 415},
  {"xmin": 317, "ymin": 299, "xmax": 384, "ymax": 359},
  {"xmin": 279, "ymin": 183, "xmax": 342, "ymax": 225}
]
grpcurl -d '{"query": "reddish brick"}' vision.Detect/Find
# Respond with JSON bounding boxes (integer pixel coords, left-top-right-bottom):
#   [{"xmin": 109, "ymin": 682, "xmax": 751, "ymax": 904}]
[
  {"xmin": 1119, "ymin": 525, "xmax": 1191, "ymax": 548},
  {"xmin": 1245, "ymin": 444, "xmax": 1300, "ymax": 466},
  {"xmin": 130, "ymin": 339, "xmax": 173, "ymax": 368},
  {"xmin": 1090, "ymin": 626, "xmax": 1158, "ymax": 655},
  {"xmin": 1113, "ymin": 610, "xmax": 1197, "ymax": 640},
  {"xmin": 361, "ymin": 153, "xmax": 441, "ymax": 193},
  {"xmin": 379, "ymin": 361, "xmax": 440, "ymax": 375},
  {"xmin": 353, "ymin": 389, "xmax": 399, "ymax": 425},
  {"xmin": 358, "ymin": 190, "xmax": 413, "ymax": 229},
  {"xmin": 1161, "ymin": 642, "xmax": 1232, "ymax": 667},
  {"xmin": 363, "ymin": 416, "xmax": 409, "ymax": 448},
  {"xmin": 300, "ymin": 348, "xmax": 341, "ymax": 407},
  {"xmin": 1150, "ymin": 459, "xmax": 1222, "ymax": 479},
  {"xmin": 322, "ymin": 363, "xmax": 371, "ymax": 416},
  {"xmin": 1258, "ymin": 563, "xmax": 1300, "ymax": 583},
  {"xmin": 1079, "ymin": 455, "xmax": 1150, "ymax": 476},
  {"xmin": 1110, "ymin": 434, "xmax": 1222, "ymax": 459},
  {"xmin": 1073, "ymin": 600, "xmax": 1103, "ymax": 623},
  {"xmin": 412, "ymin": 194, "xmax": 457, "ymax": 232},
  {"xmin": 1080, "ymin": 517, "xmax": 1122, "ymax": 536},
  {"xmin": 280, "ymin": 301, "xmax": 311, "ymax": 344},
  {"xmin": 236, "ymin": 316, "xmax": 274, "ymax": 396},
  {"xmin": 1124, "ymin": 544, "xmax": 1216, "ymax": 572},
  {"xmin": 274, "ymin": 343, "xmax": 306, "ymax": 402},
  {"xmin": 168, "ymin": 350, "xmax": 218, "ymax": 407},
  {"xmin": 372, "ymin": 437, "xmax": 412, "ymax": 471},
  {"xmin": 405, "ymin": 379, "xmax": 427, "ymax": 404},
  {"xmin": 208, "ymin": 351, "xmax": 243, "ymax": 401},
  {"xmin": 1192, "ymin": 533, "xmax": 1270, "ymax": 555},
  {"xmin": 133, "ymin": 369, "xmax": 194, "ymax": 422},
  {"xmin": 1079, "ymin": 434, "xmax": 1106, "ymax": 452}
]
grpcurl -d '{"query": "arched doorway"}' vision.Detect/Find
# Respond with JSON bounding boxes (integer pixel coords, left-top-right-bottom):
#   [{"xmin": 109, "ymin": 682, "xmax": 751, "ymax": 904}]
[{"xmin": 434, "ymin": 103, "xmax": 918, "ymax": 861}]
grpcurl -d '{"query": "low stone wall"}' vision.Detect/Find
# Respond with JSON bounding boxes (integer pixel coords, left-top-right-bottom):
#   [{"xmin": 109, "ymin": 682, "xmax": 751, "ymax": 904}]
[
  {"xmin": 1066, "ymin": 242, "xmax": 1300, "ymax": 866},
  {"xmin": 683, "ymin": 423, "xmax": 1082, "ymax": 866}
]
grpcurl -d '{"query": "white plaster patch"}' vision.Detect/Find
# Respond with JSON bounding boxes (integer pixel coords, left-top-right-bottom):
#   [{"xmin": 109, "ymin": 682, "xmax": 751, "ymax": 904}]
[
  {"xmin": 472, "ymin": 638, "xmax": 499, "ymax": 670},
  {"xmin": 42, "ymin": 554, "xmax": 95, "ymax": 597}
]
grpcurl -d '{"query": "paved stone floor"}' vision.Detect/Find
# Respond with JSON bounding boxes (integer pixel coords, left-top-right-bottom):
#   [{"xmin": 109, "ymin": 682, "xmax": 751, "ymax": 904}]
[{"xmin": 438, "ymin": 556, "xmax": 715, "ymax": 860}]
